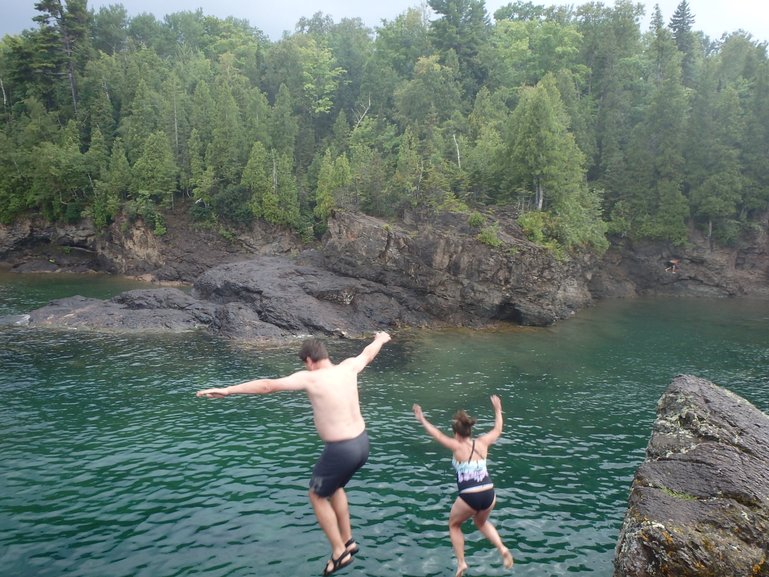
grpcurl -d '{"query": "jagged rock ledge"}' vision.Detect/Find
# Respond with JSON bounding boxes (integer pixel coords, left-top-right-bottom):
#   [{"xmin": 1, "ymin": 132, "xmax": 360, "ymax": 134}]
[
  {"xmin": 0, "ymin": 210, "xmax": 594, "ymax": 339},
  {"xmin": 8, "ymin": 257, "xmax": 429, "ymax": 340},
  {"xmin": 613, "ymin": 375, "xmax": 769, "ymax": 577}
]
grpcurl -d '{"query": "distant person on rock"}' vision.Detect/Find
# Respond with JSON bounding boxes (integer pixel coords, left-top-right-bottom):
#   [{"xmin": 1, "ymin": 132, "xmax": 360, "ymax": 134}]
[
  {"xmin": 196, "ymin": 331, "xmax": 392, "ymax": 576},
  {"xmin": 666, "ymin": 258, "xmax": 681, "ymax": 273},
  {"xmin": 413, "ymin": 395, "xmax": 514, "ymax": 577}
]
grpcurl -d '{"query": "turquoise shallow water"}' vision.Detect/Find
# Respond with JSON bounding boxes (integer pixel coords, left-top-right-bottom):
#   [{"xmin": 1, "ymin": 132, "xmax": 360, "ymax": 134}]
[{"xmin": 1, "ymin": 273, "xmax": 768, "ymax": 577}]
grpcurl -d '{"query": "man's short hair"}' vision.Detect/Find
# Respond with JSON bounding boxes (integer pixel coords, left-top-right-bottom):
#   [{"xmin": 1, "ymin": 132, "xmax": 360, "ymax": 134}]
[{"xmin": 299, "ymin": 339, "xmax": 329, "ymax": 362}]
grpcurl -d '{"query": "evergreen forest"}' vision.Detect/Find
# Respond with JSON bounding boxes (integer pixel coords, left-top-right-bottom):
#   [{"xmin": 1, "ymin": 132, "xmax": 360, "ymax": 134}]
[{"xmin": 1, "ymin": 0, "xmax": 768, "ymax": 255}]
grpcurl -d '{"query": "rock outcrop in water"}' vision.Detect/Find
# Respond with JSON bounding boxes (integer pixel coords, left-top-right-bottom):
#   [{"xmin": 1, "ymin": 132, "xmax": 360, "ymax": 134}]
[
  {"xmin": 3, "ymin": 203, "xmax": 769, "ymax": 338},
  {"xmin": 2, "ymin": 209, "xmax": 594, "ymax": 338},
  {"xmin": 314, "ymin": 210, "xmax": 592, "ymax": 326},
  {"xmin": 20, "ymin": 258, "xmax": 436, "ymax": 340},
  {"xmin": 613, "ymin": 375, "xmax": 769, "ymax": 577}
]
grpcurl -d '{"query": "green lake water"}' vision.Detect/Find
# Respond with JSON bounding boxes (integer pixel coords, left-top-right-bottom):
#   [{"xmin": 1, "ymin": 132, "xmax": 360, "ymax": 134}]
[{"xmin": 1, "ymin": 271, "xmax": 768, "ymax": 577}]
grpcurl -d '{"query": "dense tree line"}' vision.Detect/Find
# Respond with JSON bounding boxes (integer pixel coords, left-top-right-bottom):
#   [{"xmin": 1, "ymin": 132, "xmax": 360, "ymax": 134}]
[{"xmin": 1, "ymin": 0, "xmax": 767, "ymax": 254}]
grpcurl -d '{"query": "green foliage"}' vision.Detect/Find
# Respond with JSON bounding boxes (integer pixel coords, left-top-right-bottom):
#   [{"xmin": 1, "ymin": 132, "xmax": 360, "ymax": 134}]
[
  {"xmin": 104, "ymin": 138, "xmax": 131, "ymax": 203},
  {"xmin": 389, "ymin": 127, "xmax": 422, "ymax": 210},
  {"xmin": 438, "ymin": 194, "xmax": 470, "ymax": 214},
  {"xmin": 270, "ymin": 84, "xmax": 299, "ymax": 157},
  {"xmin": 243, "ymin": 145, "xmax": 300, "ymax": 230},
  {"xmin": 242, "ymin": 141, "xmax": 270, "ymax": 219},
  {"xmin": 485, "ymin": 18, "xmax": 584, "ymax": 90},
  {"xmin": 189, "ymin": 201, "xmax": 215, "ymax": 224},
  {"xmin": 153, "ymin": 213, "xmax": 167, "ymax": 236},
  {"xmin": 211, "ymin": 185, "xmax": 253, "ymax": 226},
  {"xmin": 711, "ymin": 218, "xmax": 742, "ymax": 246},
  {"xmin": 85, "ymin": 179, "xmax": 119, "ymax": 229},
  {"xmin": 28, "ymin": 120, "xmax": 91, "ymax": 222},
  {"xmin": 394, "ymin": 54, "xmax": 463, "ymax": 133},
  {"xmin": 468, "ymin": 211, "xmax": 485, "ymax": 228},
  {"xmin": 0, "ymin": 1, "xmax": 767, "ymax": 253},
  {"xmin": 124, "ymin": 198, "xmax": 166, "ymax": 235},
  {"xmin": 499, "ymin": 74, "xmax": 585, "ymax": 210},
  {"xmin": 131, "ymin": 131, "xmax": 178, "ymax": 207},
  {"xmin": 518, "ymin": 211, "xmax": 554, "ymax": 245},
  {"xmin": 313, "ymin": 148, "xmax": 351, "ymax": 228},
  {"xmin": 218, "ymin": 226, "xmax": 238, "ymax": 243},
  {"xmin": 476, "ymin": 222, "xmax": 502, "ymax": 247},
  {"xmin": 517, "ymin": 210, "xmax": 566, "ymax": 258},
  {"xmin": 428, "ymin": 0, "xmax": 490, "ymax": 96}
]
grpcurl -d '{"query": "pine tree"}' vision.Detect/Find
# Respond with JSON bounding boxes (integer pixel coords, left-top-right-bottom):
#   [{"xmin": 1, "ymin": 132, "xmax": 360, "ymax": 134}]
[
  {"xmin": 428, "ymin": 0, "xmax": 490, "ymax": 96},
  {"xmin": 32, "ymin": 0, "xmax": 92, "ymax": 114},
  {"xmin": 132, "ymin": 131, "xmax": 178, "ymax": 209},
  {"xmin": 669, "ymin": 0, "xmax": 698, "ymax": 86},
  {"xmin": 242, "ymin": 141, "xmax": 270, "ymax": 219}
]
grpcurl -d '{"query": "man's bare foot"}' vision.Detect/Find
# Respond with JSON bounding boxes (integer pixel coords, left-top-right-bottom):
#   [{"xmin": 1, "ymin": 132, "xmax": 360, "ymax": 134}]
[
  {"xmin": 501, "ymin": 547, "xmax": 514, "ymax": 569},
  {"xmin": 455, "ymin": 561, "xmax": 468, "ymax": 577}
]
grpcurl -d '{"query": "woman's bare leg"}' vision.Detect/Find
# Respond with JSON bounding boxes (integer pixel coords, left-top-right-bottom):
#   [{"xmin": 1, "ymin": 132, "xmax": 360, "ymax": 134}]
[
  {"xmin": 473, "ymin": 497, "xmax": 513, "ymax": 568},
  {"xmin": 449, "ymin": 497, "xmax": 475, "ymax": 577}
]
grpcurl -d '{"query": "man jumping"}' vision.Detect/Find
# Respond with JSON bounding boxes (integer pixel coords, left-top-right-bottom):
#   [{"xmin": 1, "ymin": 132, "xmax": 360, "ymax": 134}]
[{"xmin": 196, "ymin": 331, "xmax": 391, "ymax": 576}]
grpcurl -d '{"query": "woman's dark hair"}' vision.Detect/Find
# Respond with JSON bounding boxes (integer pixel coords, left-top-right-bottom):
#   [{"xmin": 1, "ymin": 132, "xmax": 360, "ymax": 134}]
[
  {"xmin": 451, "ymin": 410, "xmax": 476, "ymax": 438},
  {"xmin": 299, "ymin": 339, "xmax": 329, "ymax": 363}
]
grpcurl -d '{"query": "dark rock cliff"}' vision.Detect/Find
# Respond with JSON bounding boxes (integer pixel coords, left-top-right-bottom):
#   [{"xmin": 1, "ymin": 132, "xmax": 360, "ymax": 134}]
[
  {"xmin": 0, "ymin": 208, "xmax": 596, "ymax": 337},
  {"xmin": 1, "ymin": 207, "xmax": 769, "ymax": 338},
  {"xmin": 590, "ymin": 229, "xmax": 769, "ymax": 299},
  {"xmin": 312, "ymin": 210, "xmax": 594, "ymax": 326},
  {"xmin": 613, "ymin": 375, "xmax": 769, "ymax": 577}
]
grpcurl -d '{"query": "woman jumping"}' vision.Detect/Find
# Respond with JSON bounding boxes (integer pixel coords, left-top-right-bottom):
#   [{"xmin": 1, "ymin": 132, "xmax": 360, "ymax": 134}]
[{"xmin": 413, "ymin": 395, "xmax": 514, "ymax": 577}]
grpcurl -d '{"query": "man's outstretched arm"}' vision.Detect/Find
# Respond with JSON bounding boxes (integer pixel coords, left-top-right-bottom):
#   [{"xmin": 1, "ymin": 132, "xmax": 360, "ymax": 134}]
[
  {"xmin": 196, "ymin": 371, "xmax": 309, "ymax": 398},
  {"xmin": 342, "ymin": 331, "xmax": 391, "ymax": 373}
]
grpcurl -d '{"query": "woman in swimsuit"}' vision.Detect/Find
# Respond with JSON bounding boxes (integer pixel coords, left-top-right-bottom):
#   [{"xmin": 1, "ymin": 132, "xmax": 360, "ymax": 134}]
[{"xmin": 413, "ymin": 395, "xmax": 513, "ymax": 577}]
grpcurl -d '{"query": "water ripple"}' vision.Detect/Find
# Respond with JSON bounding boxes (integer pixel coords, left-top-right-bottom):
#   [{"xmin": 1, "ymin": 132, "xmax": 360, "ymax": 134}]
[{"xmin": 2, "ymin": 294, "xmax": 769, "ymax": 577}]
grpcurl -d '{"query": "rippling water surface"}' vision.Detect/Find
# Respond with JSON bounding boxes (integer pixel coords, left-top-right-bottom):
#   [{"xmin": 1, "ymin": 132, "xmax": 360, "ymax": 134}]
[{"xmin": 2, "ymin": 273, "xmax": 768, "ymax": 577}]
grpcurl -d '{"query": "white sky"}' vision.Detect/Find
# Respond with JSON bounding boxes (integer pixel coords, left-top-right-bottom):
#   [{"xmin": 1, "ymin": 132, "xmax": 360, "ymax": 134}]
[{"xmin": 1, "ymin": 0, "xmax": 766, "ymax": 43}]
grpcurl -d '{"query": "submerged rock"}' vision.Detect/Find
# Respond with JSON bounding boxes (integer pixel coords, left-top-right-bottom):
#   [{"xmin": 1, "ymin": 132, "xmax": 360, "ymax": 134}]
[{"xmin": 613, "ymin": 375, "xmax": 769, "ymax": 577}]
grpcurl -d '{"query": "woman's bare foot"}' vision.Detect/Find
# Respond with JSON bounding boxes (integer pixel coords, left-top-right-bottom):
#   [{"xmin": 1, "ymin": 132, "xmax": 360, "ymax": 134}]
[
  {"xmin": 501, "ymin": 547, "xmax": 514, "ymax": 569},
  {"xmin": 455, "ymin": 560, "xmax": 469, "ymax": 577}
]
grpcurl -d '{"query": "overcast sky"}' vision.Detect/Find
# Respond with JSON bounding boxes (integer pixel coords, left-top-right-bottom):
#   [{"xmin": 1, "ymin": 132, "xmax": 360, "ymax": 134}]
[{"xmin": 1, "ymin": 0, "xmax": 766, "ymax": 44}]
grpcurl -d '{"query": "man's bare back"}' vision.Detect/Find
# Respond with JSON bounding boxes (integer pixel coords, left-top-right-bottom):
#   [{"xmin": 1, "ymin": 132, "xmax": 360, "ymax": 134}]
[
  {"xmin": 299, "ymin": 361, "xmax": 365, "ymax": 441},
  {"xmin": 195, "ymin": 331, "xmax": 391, "ymax": 442}
]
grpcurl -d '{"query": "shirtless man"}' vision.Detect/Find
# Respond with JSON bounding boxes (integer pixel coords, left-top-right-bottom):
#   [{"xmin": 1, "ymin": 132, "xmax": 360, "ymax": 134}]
[{"xmin": 196, "ymin": 331, "xmax": 391, "ymax": 576}]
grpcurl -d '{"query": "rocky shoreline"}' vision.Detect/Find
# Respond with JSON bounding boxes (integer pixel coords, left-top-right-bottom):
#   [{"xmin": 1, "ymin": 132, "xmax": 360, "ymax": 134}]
[{"xmin": 1, "ymin": 207, "xmax": 768, "ymax": 339}]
